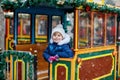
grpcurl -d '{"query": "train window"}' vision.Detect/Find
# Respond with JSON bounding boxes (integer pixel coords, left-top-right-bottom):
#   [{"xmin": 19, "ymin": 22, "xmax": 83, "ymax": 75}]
[
  {"xmin": 106, "ymin": 14, "xmax": 115, "ymax": 45},
  {"xmin": 66, "ymin": 13, "xmax": 74, "ymax": 48},
  {"xmin": 78, "ymin": 11, "xmax": 91, "ymax": 48},
  {"xmin": 18, "ymin": 13, "xmax": 31, "ymax": 44},
  {"xmin": 52, "ymin": 16, "xmax": 61, "ymax": 28},
  {"xmin": 18, "ymin": 13, "xmax": 31, "ymax": 35},
  {"xmin": 35, "ymin": 15, "xmax": 48, "ymax": 35},
  {"xmin": 93, "ymin": 12, "xmax": 104, "ymax": 46},
  {"xmin": 35, "ymin": 15, "xmax": 48, "ymax": 43}
]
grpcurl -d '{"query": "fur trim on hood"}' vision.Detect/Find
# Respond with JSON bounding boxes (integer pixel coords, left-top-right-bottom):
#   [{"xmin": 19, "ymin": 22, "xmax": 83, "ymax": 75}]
[{"xmin": 50, "ymin": 34, "xmax": 70, "ymax": 45}]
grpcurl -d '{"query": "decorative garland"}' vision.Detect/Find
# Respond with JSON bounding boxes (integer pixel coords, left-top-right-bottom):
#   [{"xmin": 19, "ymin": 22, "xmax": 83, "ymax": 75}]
[
  {"xmin": 1, "ymin": 0, "xmax": 120, "ymax": 13},
  {"xmin": 0, "ymin": 50, "xmax": 35, "ymax": 79},
  {"xmin": 84, "ymin": 2, "xmax": 120, "ymax": 14},
  {"xmin": 0, "ymin": 55, "xmax": 5, "ymax": 79}
]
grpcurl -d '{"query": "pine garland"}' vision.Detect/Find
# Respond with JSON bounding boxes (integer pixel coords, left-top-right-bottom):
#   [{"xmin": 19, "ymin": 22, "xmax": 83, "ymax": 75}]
[
  {"xmin": 1, "ymin": 0, "xmax": 120, "ymax": 14},
  {"xmin": 0, "ymin": 50, "xmax": 35, "ymax": 79}
]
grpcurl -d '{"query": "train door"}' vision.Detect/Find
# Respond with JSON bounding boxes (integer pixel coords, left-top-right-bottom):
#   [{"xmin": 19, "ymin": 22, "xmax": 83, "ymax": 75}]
[{"xmin": 13, "ymin": 7, "xmax": 66, "ymax": 80}]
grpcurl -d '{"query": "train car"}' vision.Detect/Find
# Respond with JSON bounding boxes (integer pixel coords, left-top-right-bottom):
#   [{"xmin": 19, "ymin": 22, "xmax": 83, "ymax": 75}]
[
  {"xmin": 49, "ymin": 1, "xmax": 119, "ymax": 80},
  {"xmin": 2, "ymin": 0, "xmax": 120, "ymax": 80},
  {"xmin": 48, "ymin": 1, "xmax": 119, "ymax": 80},
  {"xmin": 12, "ymin": 6, "xmax": 74, "ymax": 80}
]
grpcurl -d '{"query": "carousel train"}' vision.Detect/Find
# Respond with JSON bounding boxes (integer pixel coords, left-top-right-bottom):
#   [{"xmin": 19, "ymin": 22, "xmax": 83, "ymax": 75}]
[{"xmin": 2, "ymin": 0, "xmax": 120, "ymax": 80}]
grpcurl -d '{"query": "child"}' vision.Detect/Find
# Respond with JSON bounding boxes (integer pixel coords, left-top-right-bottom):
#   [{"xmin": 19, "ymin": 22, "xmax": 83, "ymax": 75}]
[{"xmin": 43, "ymin": 24, "xmax": 74, "ymax": 63}]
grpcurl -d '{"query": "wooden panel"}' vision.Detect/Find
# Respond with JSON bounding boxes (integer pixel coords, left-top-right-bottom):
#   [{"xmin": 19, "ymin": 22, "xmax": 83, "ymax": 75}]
[
  {"xmin": 18, "ymin": 62, "xmax": 22, "ymax": 80},
  {"xmin": 79, "ymin": 55, "xmax": 113, "ymax": 80},
  {"xmin": 16, "ymin": 43, "xmax": 48, "ymax": 79},
  {"xmin": 57, "ymin": 66, "xmax": 66, "ymax": 80}
]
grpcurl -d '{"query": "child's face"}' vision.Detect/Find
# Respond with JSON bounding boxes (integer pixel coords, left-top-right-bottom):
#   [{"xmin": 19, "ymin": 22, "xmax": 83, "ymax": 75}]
[{"xmin": 52, "ymin": 32, "xmax": 63, "ymax": 43}]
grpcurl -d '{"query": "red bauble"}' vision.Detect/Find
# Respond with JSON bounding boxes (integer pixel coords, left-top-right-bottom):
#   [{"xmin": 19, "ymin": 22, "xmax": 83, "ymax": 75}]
[{"xmin": 86, "ymin": 6, "xmax": 90, "ymax": 11}]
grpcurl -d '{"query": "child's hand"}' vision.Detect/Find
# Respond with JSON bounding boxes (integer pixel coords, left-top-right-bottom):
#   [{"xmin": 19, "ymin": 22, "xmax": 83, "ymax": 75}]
[
  {"xmin": 54, "ymin": 55, "xmax": 59, "ymax": 61},
  {"xmin": 48, "ymin": 55, "xmax": 59, "ymax": 63},
  {"xmin": 48, "ymin": 56, "xmax": 56, "ymax": 63}
]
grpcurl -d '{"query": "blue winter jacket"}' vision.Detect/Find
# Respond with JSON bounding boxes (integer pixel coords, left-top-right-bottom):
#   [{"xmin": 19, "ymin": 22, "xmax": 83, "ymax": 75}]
[{"xmin": 43, "ymin": 43, "xmax": 74, "ymax": 62}]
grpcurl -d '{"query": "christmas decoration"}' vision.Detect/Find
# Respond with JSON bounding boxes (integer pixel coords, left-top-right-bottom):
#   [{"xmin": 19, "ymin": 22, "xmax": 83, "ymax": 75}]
[
  {"xmin": 0, "ymin": 50, "xmax": 35, "ymax": 79},
  {"xmin": 1, "ymin": 0, "xmax": 120, "ymax": 14}
]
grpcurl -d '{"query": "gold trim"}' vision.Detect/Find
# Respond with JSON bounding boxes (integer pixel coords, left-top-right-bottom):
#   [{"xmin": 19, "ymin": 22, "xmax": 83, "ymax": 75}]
[
  {"xmin": 14, "ymin": 60, "xmax": 25, "ymax": 80},
  {"xmin": 10, "ymin": 55, "xmax": 13, "ymax": 80},
  {"xmin": 74, "ymin": 9, "xmax": 79, "ymax": 51},
  {"xmin": 118, "ymin": 46, "xmax": 120, "ymax": 76},
  {"xmin": 91, "ymin": 12, "xmax": 93, "ymax": 47},
  {"xmin": 9, "ymin": 39, "xmax": 14, "ymax": 50},
  {"xmin": 86, "ymin": 0, "xmax": 104, "ymax": 5},
  {"xmin": 50, "ymin": 64, "xmax": 52, "ymax": 80}
]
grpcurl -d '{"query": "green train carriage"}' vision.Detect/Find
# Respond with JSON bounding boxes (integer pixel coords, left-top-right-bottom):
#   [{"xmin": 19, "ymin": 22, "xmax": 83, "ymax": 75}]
[
  {"xmin": 1, "ymin": 0, "xmax": 120, "ymax": 80},
  {"xmin": 49, "ymin": 0, "xmax": 120, "ymax": 80}
]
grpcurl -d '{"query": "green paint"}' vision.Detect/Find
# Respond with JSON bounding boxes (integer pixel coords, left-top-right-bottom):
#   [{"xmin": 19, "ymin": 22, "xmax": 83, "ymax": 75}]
[{"xmin": 77, "ymin": 49, "xmax": 114, "ymax": 58}]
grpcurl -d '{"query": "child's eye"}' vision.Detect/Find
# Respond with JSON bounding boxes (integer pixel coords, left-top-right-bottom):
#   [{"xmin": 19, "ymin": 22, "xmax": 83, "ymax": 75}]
[{"xmin": 58, "ymin": 35, "xmax": 59, "ymax": 36}]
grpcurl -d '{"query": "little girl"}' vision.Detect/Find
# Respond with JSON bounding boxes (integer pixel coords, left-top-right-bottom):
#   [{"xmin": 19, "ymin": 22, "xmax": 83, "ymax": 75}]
[{"xmin": 43, "ymin": 24, "xmax": 73, "ymax": 63}]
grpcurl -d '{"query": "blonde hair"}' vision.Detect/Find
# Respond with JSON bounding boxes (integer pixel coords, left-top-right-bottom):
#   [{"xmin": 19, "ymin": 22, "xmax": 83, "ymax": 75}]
[{"xmin": 52, "ymin": 32, "xmax": 63, "ymax": 38}]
